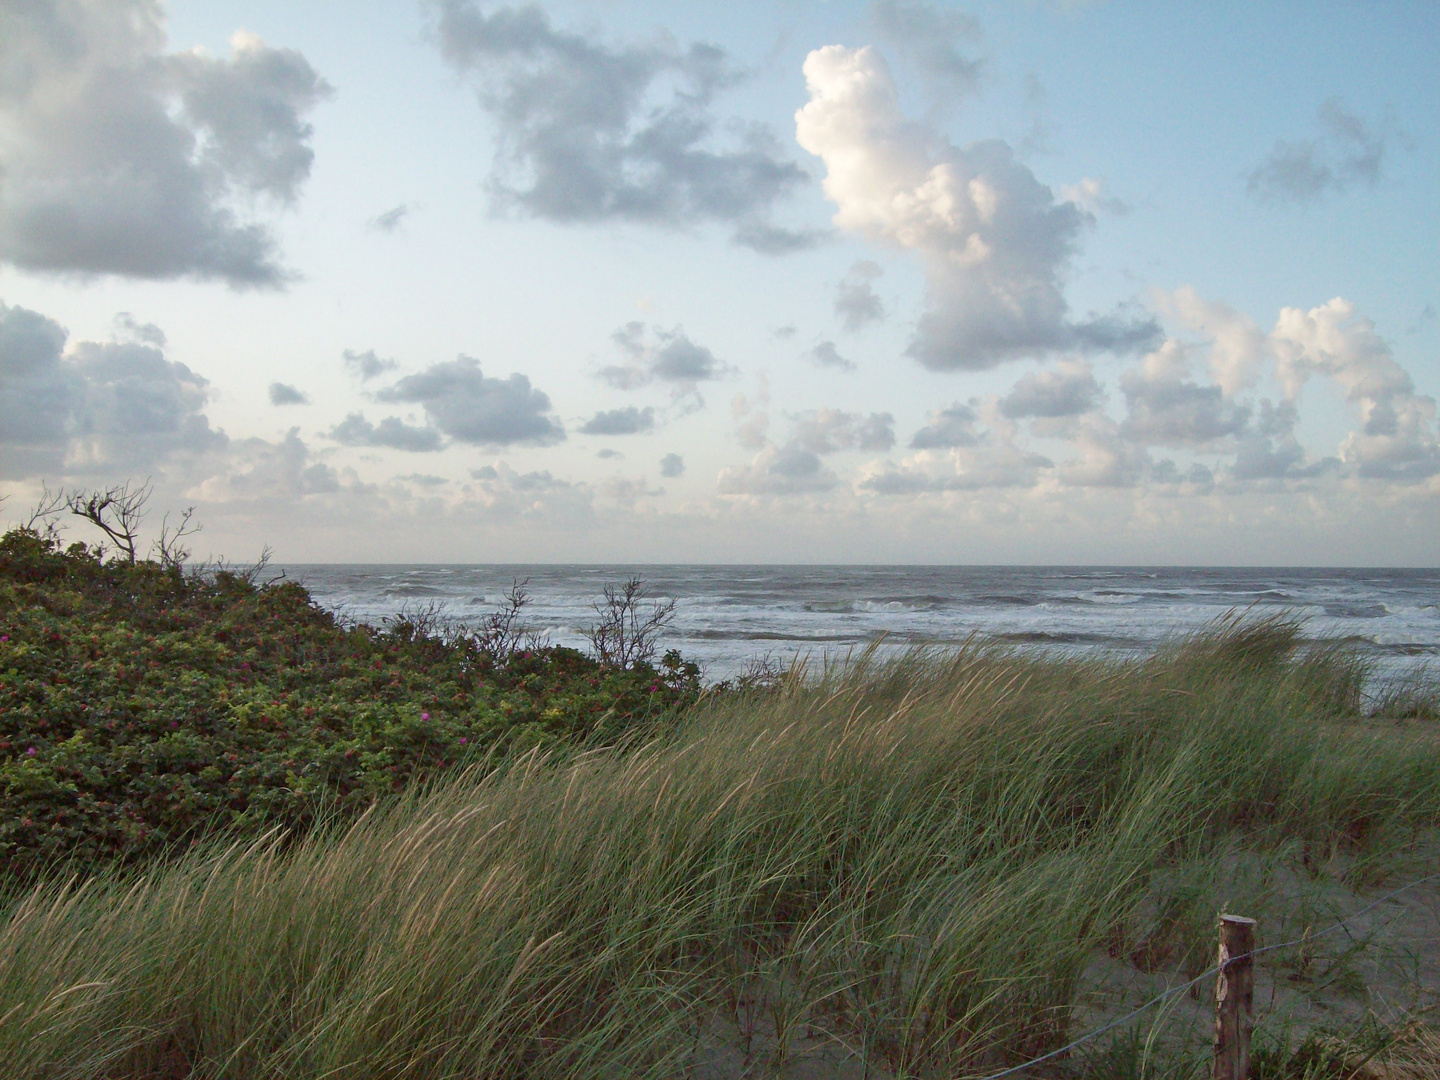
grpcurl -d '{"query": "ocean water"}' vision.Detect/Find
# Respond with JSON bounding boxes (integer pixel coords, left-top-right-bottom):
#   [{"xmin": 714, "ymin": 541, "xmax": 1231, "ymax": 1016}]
[{"xmin": 277, "ymin": 565, "xmax": 1439, "ymax": 686}]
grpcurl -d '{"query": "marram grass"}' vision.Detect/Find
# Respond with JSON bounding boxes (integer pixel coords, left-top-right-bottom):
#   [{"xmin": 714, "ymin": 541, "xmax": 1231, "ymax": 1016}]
[{"xmin": 2, "ymin": 618, "xmax": 1438, "ymax": 1079}]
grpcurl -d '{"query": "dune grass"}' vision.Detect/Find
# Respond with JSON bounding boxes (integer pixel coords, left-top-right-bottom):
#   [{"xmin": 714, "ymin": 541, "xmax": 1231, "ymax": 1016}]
[{"xmin": 2, "ymin": 617, "xmax": 1438, "ymax": 1079}]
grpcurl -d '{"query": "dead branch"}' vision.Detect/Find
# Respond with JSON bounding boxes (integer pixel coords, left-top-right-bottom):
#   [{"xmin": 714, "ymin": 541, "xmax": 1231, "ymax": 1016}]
[
  {"xmin": 153, "ymin": 506, "xmax": 201, "ymax": 569},
  {"xmin": 20, "ymin": 484, "xmax": 68, "ymax": 543},
  {"xmin": 384, "ymin": 599, "xmax": 450, "ymax": 643},
  {"xmin": 65, "ymin": 480, "xmax": 152, "ymax": 563},
  {"xmin": 585, "ymin": 577, "xmax": 677, "ymax": 670},
  {"xmin": 471, "ymin": 578, "xmax": 543, "ymax": 662}
]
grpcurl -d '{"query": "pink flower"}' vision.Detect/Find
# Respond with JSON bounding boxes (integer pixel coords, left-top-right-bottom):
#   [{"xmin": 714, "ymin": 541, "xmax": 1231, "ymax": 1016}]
[
  {"xmin": 0, "ymin": 635, "xmax": 9, "ymax": 643},
  {"xmin": 459, "ymin": 737, "xmax": 467, "ymax": 745},
  {"xmin": 421, "ymin": 712, "xmax": 430, "ymax": 721},
  {"xmin": 26, "ymin": 747, "xmax": 37, "ymax": 756}
]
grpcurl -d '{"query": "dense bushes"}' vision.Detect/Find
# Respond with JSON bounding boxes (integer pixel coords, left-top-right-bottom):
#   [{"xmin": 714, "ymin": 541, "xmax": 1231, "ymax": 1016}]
[{"xmin": 0, "ymin": 527, "xmax": 700, "ymax": 881}]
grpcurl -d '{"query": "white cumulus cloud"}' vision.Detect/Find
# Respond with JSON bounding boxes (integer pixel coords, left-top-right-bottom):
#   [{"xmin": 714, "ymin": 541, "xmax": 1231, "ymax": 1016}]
[
  {"xmin": 1270, "ymin": 299, "xmax": 1438, "ymax": 481},
  {"xmin": 795, "ymin": 44, "xmax": 1157, "ymax": 371}
]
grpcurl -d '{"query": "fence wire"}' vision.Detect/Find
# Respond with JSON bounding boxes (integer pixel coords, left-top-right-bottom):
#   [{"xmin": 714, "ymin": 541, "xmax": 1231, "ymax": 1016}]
[{"xmin": 970, "ymin": 870, "xmax": 1440, "ymax": 1080}]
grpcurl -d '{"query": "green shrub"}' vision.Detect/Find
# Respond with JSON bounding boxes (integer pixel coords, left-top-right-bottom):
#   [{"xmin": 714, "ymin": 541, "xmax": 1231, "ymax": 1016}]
[{"xmin": 0, "ymin": 527, "xmax": 700, "ymax": 881}]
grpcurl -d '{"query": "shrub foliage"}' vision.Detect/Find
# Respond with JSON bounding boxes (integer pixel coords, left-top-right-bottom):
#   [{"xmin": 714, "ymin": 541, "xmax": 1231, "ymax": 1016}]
[{"xmin": 0, "ymin": 528, "xmax": 699, "ymax": 880}]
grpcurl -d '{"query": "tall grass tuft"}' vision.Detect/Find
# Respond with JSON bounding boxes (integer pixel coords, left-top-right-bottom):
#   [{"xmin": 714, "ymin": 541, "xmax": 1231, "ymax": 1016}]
[{"xmin": 3, "ymin": 620, "xmax": 1440, "ymax": 1078}]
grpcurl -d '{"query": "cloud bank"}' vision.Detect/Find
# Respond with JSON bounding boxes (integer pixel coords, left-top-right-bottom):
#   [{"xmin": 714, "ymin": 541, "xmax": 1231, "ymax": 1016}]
[
  {"xmin": 808, "ymin": 340, "xmax": 856, "ymax": 371},
  {"xmin": 329, "ymin": 414, "xmax": 444, "ymax": 453},
  {"xmin": 1248, "ymin": 99, "xmax": 1397, "ymax": 204},
  {"xmin": 581, "ymin": 406, "xmax": 656, "ymax": 435},
  {"xmin": 432, "ymin": 0, "xmax": 811, "ymax": 250},
  {"xmin": 376, "ymin": 356, "xmax": 565, "ymax": 447},
  {"xmin": 870, "ymin": 0, "xmax": 984, "ymax": 107},
  {"xmin": 599, "ymin": 323, "xmax": 730, "ymax": 398},
  {"xmin": 269, "ymin": 383, "xmax": 309, "ymax": 406},
  {"xmin": 1, "ymin": 300, "xmax": 223, "ymax": 478},
  {"xmin": 719, "ymin": 407, "xmax": 894, "ymax": 496},
  {"xmin": 343, "ymin": 349, "xmax": 399, "ymax": 381},
  {"xmin": 834, "ymin": 260, "xmax": 886, "ymax": 332},
  {"xmin": 0, "ymin": 1, "xmax": 330, "ymax": 286}
]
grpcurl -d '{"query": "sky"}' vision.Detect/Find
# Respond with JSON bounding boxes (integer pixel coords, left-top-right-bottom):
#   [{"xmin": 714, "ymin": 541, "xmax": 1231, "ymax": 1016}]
[{"xmin": 0, "ymin": 0, "xmax": 1436, "ymax": 565}]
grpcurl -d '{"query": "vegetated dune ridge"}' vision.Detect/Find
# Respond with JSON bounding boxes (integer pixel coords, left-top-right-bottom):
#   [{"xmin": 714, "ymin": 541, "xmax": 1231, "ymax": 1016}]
[
  {"xmin": 0, "ymin": 526, "xmax": 702, "ymax": 883},
  {"xmin": 3, "ymin": 618, "xmax": 1440, "ymax": 1079}
]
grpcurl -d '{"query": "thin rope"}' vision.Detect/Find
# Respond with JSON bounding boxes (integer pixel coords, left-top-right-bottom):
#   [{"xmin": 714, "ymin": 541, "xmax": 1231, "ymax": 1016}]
[
  {"xmin": 970, "ymin": 870, "xmax": 1440, "ymax": 1080},
  {"xmin": 1249, "ymin": 869, "xmax": 1440, "ymax": 959}
]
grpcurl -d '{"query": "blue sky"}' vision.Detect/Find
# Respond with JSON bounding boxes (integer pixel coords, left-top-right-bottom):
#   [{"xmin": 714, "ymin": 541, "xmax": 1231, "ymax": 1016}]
[{"xmin": 1, "ymin": 0, "xmax": 1436, "ymax": 564}]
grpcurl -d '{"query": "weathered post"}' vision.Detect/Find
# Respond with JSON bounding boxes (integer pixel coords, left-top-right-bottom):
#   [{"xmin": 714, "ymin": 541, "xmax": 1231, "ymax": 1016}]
[{"xmin": 1213, "ymin": 914, "xmax": 1256, "ymax": 1080}]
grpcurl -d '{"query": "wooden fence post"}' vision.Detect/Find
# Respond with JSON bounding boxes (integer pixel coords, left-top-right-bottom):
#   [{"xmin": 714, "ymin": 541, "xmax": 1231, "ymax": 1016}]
[{"xmin": 1213, "ymin": 914, "xmax": 1256, "ymax": 1080}]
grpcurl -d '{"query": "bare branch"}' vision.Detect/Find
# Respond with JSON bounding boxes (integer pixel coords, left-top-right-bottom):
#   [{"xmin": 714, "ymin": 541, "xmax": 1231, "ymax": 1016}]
[
  {"xmin": 470, "ymin": 578, "xmax": 545, "ymax": 662},
  {"xmin": 194, "ymin": 545, "xmax": 278, "ymax": 587},
  {"xmin": 152, "ymin": 506, "xmax": 201, "ymax": 569},
  {"xmin": 20, "ymin": 483, "xmax": 68, "ymax": 544},
  {"xmin": 384, "ymin": 599, "xmax": 451, "ymax": 643},
  {"xmin": 585, "ymin": 577, "xmax": 677, "ymax": 670},
  {"xmin": 240, "ymin": 546, "xmax": 276, "ymax": 586},
  {"xmin": 65, "ymin": 479, "xmax": 152, "ymax": 563}
]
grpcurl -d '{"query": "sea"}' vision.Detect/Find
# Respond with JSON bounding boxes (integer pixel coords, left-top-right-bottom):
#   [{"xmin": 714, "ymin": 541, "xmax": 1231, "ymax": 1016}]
[{"xmin": 276, "ymin": 565, "xmax": 1439, "ymax": 689}]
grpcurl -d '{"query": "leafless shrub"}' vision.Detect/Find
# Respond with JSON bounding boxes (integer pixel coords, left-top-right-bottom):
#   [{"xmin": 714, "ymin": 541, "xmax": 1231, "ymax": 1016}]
[
  {"xmin": 195, "ymin": 545, "xmax": 280, "ymax": 587},
  {"xmin": 586, "ymin": 576, "xmax": 677, "ymax": 670},
  {"xmin": 239, "ymin": 547, "xmax": 281, "ymax": 587},
  {"xmin": 384, "ymin": 599, "xmax": 451, "ymax": 642},
  {"xmin": 470, "ymin": 579, "xmax": 545, "ymax": 662},
  {"xmin": 326, "ymin": 599, "xmax": 361, "ymax": 632},
  {"xmin": 65, "ymin": 480, "xmax": 152, "ymax": 563},
  {"xmin": 152, "ymin": 506, "xmax": 201, "ymax": 569},
  {"xmin": 20, "ymin": 484, "xmax": 67, "ymax": 544},
  {"xmin": 14, "ymin": 480, "xmax": 202, "ymax": 568},
  {"xmin": 735, "ymin": 653, "xmax": 790, "ymax": 693},
  {"xmin": 380, "ymin": 583, "xmax": 547, "ymax": 657}
]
